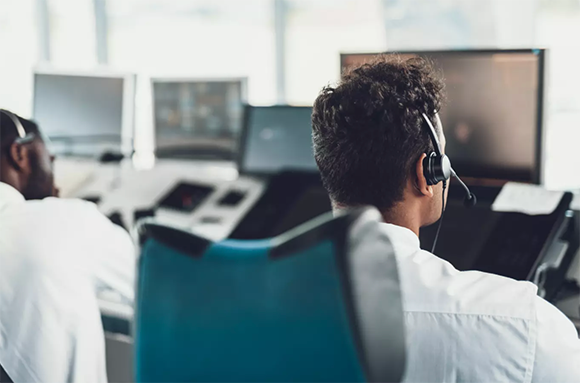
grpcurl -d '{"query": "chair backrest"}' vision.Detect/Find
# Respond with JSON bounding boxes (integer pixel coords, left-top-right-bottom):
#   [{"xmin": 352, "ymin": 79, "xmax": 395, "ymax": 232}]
[
  {"xmin": 0, "ymin": 364, "xmax": 13, "ymax": 383},
  {"xmin": 134, "ymin": 207, "xmax": 405, "ymax": 383}
]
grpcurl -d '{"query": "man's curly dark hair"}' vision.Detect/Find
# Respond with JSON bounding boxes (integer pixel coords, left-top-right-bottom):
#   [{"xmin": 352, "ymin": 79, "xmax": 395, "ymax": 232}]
[{"xmin": 312, "ymin": 54, "xmax": 445, "ymax": 211}]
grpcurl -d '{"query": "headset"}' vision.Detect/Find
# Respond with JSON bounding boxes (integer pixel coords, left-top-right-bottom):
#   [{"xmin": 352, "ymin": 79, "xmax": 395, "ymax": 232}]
[
  {"xmin": 421, "ymin": 113, "xmax": 476, "ymax": 252},
  {"xmin": 0, "ymin": 109, "xmax": 36, "ymax": 145}
]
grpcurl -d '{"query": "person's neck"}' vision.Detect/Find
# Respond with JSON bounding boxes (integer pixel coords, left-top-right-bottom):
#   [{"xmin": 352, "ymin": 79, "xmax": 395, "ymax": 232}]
[
  {"xmin": 0, "ymin": 173, "xmax": 23, "ymax": 196},
  {"xmin": 332, "ymin": 200, "xmax": 423, "ymax": 237},
  {"xmin": 381, "ymin": 202, "xmax": 422, "ymax": 237}
]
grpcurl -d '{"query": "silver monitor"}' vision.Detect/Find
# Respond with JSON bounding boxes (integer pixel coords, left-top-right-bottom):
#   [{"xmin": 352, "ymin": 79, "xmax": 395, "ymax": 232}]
[
  {"xmin": 33, "ymin": 70, "xmax": 136, "ymax": 158},
  {"xmin": 239, "ymin": 105, "xmax": 317, "ymax": 175}
]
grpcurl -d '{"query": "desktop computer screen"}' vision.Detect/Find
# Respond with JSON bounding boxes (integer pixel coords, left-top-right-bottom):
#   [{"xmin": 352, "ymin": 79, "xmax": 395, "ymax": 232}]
[
  {"xmin": 239, "ymin": 105, "xmax": 317, "ymax": 175},
  {"xmin": 341, "ymin": 49, "xmax": 545, "ymax": 183},
  {"xmin": 152, "ymin": 78, "xmax": 246, "ymax": 160},
  {"xmin": 33, "ymin": 72, "xmax": 135, "ymax": 157}
]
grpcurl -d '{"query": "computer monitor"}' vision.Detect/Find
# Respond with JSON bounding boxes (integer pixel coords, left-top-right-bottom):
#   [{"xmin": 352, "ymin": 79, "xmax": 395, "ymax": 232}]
[
  {"xmin": 33, "ymin": 70, "xmax": 136, "ymax": 158},
  {"xmin": 340, "ymin": 49, "xmax": 546, "ymax": 183},
  {"xmin": 238, "ymin": 105, "xmax": 317, "ymax": 175},
  {"xmin": 152, "ymin": 78, "xmax": 247, "ymax": 160}
]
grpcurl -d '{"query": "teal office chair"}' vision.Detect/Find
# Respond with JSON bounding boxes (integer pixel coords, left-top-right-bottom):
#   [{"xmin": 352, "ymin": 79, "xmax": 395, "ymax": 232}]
[{"xmin": 134, "ymin": 207, "xmax": 406, "ymax": 382}]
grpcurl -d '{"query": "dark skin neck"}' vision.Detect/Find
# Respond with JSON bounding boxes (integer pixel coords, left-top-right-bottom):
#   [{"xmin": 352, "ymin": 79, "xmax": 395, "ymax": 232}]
[{"xmin": 0, "ymin": 158, "xmax": 25, "ymax": 194}]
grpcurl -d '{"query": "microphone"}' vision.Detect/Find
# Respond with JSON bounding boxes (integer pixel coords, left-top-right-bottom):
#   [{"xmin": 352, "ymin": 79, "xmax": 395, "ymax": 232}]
[{"xmin": 451, "ymin": 168, "xmax": 477, "ymax": 208}]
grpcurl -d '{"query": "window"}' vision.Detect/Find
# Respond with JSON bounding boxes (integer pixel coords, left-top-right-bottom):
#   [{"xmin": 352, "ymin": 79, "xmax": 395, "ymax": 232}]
[
  {"xmin": 535, "ymin": 0, "xmax": 580, "ymax": 189},
  {"xmin": 47, "ymin": 0, "xmax": 97, "ymax": 67},
  {"xmin": 284, "ymin": 0, "xmax": 541, "ymax": 105},
  {"xmin": 106, "ymin": 0, "xmax": 276, "ymax": 105},
  {"xmin": 0, "ymin": 0, "xmax": 38, "ymax": 116},
  {"xmin": 285, "ymin": 0, "xmax": 387, "ymax": 105},
  {"xmin": 381, "ymin": 0, "xmax": 538, "ymax": 49}
]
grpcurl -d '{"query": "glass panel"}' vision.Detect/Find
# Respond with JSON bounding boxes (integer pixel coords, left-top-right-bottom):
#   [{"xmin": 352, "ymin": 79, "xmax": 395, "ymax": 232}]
[{"xmin": 0, "ymin": 0, "xmax": 38, "ymax": 116}]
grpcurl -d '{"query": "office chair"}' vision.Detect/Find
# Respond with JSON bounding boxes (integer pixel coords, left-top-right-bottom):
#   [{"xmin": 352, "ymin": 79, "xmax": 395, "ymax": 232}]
[
  {"xmin": 134, "ymin": 207, "xmax": 406, "ymax": 382},
  {"xmin": 0, "ymin": 364, "xmax": 13, "ymax": 383}
]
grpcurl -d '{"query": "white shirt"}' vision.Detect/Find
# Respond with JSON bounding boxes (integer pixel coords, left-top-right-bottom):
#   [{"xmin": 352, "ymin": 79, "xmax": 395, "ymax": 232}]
[
  {"xmin": 0, "ymin": 182, "xmax": 135, "ymax": 382},
  {"xmin": 379, "ymin": 222, "xmax": 580, "ymax": 382}
]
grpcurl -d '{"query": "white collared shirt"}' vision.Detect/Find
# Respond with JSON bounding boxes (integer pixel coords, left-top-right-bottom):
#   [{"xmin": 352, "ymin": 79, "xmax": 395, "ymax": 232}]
[
  {"xmin": 0, "ymin": 182, "xmax": 135, "ymax": 382},
  {"xmin": 379, "ymin": 222, "xmax": 580, "ymax": 382}
]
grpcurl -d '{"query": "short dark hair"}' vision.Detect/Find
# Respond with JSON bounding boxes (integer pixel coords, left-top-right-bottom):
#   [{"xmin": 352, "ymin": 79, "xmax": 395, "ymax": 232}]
[
  {"xmin": 312, "ymin": 55, "xmax": 445, "ymax": 211},
  {"xmin": 1, "ymin": 110, "xmax": 40, "ymax": 151}
]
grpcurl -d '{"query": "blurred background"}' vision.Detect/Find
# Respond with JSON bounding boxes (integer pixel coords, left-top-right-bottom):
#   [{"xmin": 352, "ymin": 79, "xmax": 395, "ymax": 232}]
[{"xmin": 1, "ymin": 0, "xmax": 579, "ymax": 190}]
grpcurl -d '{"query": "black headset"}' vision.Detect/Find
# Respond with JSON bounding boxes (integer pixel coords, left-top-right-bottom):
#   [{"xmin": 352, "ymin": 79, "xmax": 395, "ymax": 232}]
[
  {"xmin": 0, "ymin": 109, "xmax": 36, "ymax": 145},
  {"xmin": 421, "ymin": 112, "xmax": 475, "ymax": 207},
  {"xmin": 420, "ymin": 113, "xmax": 476, "ymax": 253}
]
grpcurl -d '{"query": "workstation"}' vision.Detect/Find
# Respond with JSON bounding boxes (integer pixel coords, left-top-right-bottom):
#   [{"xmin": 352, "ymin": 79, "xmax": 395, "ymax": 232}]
[{"xmin": 1, "ymin": 1, "xmax": 580, "ymax": 382}]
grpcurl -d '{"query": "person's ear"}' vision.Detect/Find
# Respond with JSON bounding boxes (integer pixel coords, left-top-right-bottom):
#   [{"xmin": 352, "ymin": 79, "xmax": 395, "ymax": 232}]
[
  {"xmin": 415, "ymin": 153, "xmax": 434, "ymax": 198},
  {"xmin": 8, "ymin": 142, "xmax": 31, "ymax": 173}
]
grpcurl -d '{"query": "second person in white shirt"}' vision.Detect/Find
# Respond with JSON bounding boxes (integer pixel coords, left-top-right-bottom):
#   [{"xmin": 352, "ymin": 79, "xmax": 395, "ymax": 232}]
[{"xmin": 0, "ymin": 109, "xmax": 134, "ymax": 382}]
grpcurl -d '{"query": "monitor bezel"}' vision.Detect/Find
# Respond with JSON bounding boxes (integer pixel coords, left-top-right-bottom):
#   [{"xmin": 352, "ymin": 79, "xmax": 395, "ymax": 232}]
[
  {"xmin": 339, "ymin": 49, "xmax": 546, "ymax": 185},
  {"xmin": 237, "ymin": 104, "xmax": 316, "ymax": 177},
  {"xmin": 32, "ymin": 68, "xmax": 137, "ymax": 158}
]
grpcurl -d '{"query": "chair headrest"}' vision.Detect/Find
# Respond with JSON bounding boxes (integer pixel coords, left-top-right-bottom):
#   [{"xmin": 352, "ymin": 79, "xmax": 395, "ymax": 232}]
[{"xmin": 136, "ymin": 206, "xmax": 383, "ymax": 260}]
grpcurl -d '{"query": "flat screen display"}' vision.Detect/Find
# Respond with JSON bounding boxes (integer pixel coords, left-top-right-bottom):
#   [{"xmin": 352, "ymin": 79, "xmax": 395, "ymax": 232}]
[
  {"xmin": 33, "ymin": 73, "xmax": 130, "ymax": 157},
  {"xmin": 240, "ymin": 106, "xmax": 317, "ymax": 175},
  {"xmin": 341, "ymin": 50, "xmax": 544, "ymax": 183},
  {"xmin": 153, "ymin": 79, "xmax": 245, "ymax": 160}
]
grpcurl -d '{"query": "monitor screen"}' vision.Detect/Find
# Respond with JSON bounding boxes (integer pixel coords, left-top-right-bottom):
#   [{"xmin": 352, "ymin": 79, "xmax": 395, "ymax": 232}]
[
  {"xmin": 153, "ymin": 79, "xmax": 246, "ymax": 160},
  {"xmin": 341, "ymin": 50, "xmax": 544, "ymax": 183},
  {"xmin": 33, "ymin": 73, "xmax": 132, "ymax": 157},
  {"xmin": 239, "ymin": 106, "xmax": 317, "ymax": 175}
]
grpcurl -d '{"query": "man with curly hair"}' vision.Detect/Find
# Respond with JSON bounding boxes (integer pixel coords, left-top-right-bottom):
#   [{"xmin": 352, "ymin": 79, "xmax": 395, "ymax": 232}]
[{"xmin": 312, "ymin": 55, "xmax": 580, "ymax": 382}]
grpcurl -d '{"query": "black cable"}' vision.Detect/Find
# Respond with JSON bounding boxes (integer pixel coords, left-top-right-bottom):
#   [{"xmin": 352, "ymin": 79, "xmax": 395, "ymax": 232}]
[{"xmin": 431, "ymin": 180, "xmax": 447, "ymax": 254}]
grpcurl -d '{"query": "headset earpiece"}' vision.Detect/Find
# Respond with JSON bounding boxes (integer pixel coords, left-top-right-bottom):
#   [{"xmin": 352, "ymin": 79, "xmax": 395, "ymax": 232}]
[{"xmin": 423, "ymin": 152, "xmax": 451, "ymax": 186}]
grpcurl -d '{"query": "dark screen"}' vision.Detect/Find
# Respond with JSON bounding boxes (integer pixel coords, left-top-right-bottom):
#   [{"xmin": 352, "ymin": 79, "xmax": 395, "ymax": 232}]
[
  {"xmin": 341, "ymin": 50, "xmax": 543, "ymax": 182},
  {"xmin": 241, "ymin": 106, "xmax": 317, "ymax": 174}
]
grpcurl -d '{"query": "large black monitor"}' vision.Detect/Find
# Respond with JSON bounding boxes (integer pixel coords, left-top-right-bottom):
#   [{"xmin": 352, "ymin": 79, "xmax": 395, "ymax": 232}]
[
  {"xmin": 238, "ymin": 105, "xmax": 317, "ymax": 175},
  {"xmin": 152, "ymin": 78, "xmax": 247, "ymax": 160},
  {"xmin": 340, "ymin": 49, "xmax": 546, "ymax": 184},
  {"xmin": 33, "ymin": 70, "xmax": 136, "ymax": 157}
]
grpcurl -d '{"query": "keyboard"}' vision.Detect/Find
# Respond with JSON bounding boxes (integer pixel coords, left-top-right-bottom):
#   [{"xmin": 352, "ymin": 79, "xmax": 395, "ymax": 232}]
[
  {"xmin": 157, "ymin": 182, "xmax": 214, "ymax": 213},
  {"xmin": 420, "ymin": 201, "xmax": 500, "ymax": 270},
  {"xmin": 420, "ymin": 186, "xmax": 568, "ymax": 281},
  {"xmin": 474, "ymin": 213, "xmax": 554, "ymax": 280}
]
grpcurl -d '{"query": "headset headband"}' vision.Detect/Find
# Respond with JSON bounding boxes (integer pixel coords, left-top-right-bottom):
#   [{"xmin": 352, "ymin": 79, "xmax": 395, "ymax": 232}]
[
  {"xmin": 1, "ymin": 109, "xmax": 36, "ymax": 145},
  {"xmin": 421, "ymin": 113, "xmax": 444, "ymax": 156}
]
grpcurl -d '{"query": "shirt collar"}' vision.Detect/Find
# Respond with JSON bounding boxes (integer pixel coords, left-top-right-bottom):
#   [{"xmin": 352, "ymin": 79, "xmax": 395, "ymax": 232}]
[
  {"xmin": 333, "ymin": 205, "xmax": 422, "ymax": 250},
  {"xmin": 0, "ymin": 182, "xmax": 25, "ymax": 210},
  {"xmin": 379, "ymin": 222, "xmax": 422, "ymax": 250}
]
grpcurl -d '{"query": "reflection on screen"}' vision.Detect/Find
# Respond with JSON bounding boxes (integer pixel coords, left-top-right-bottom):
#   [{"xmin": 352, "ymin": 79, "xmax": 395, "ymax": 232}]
[
  {"xmin": 342, "ymin": 50, "xmax": 543, "ymax": 182},
  {"xmin": 33, "ymin": 74, "xmax": 127, "ymax": 157},
  {"xmin": 241, "ymin": 106, "xmax": 317, "ymax": 174},
  {"xmin": 153, "ymin": 80, "xmax": 244, "ymax": 159}
]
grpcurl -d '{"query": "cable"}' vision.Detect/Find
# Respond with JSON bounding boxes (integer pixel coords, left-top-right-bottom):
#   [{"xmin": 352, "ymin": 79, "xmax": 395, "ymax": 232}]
[{"xmin": 431, "ymin": 180, "xmax": 447, "ymax": 254}]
